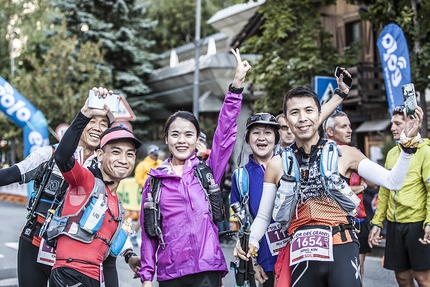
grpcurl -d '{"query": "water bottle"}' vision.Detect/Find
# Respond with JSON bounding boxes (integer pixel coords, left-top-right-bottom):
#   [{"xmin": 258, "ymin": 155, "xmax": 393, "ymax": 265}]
[
  {"xmin": 143, "ymin": 193, "xmax": 158, "ymax": 238},
  {"xmin": 122, "ymin": 217, "xmax": 133, "ymax": 234},
  {"xmin": 80, "ymin": 194, "xmax": 107, "ymax": 233},
  {"xmin": 208, "ymin": 179, "xmax": 224, "ymax": 222},
  {"xmin": 110, "ymin": 217, "xmax": 133, "ymax": 256},
  {"xmin": 329, "ymin": 174, "xmax": 360, "ymax": 215}
]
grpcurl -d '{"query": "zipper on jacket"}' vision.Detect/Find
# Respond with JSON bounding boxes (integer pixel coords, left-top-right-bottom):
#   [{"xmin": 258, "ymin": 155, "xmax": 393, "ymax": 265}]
[{"xmin": 392, "ymin": 190, "xmax": 397, "ymax": 222}]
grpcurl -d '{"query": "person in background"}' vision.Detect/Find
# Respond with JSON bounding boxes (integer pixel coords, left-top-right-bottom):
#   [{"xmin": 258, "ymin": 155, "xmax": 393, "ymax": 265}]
[
  {"xmin": 132, "ymin": 145, "xmax": 163, "ymax": 246},
  {"xmin": 218, "ymin": 159, "xmax": 233, "ymax": 245},
  {"xmin": 196, "ymin": 131, "xmax": 211, "ymax": 160},
  {"xmin": 235, "ymin": 73, "xmax": 422, "ymax": 287},
  {"xmin": 369, "ymin": 105, "xmax": 430, "ymax": 287},
  {"xmin": 50, "ymin": 89, "xmax": 142, "ymax": 287},
  {"xmin": 276, "ymin": 113, "xmax": 295, "ymax": 150},
  {"xmin": 0, "ymin": 93, "xmax": 138, "ymax": 287},
  {"xmin": 324, "ymin": 110, "xmax": 372, "ymax": 283},
  {"xmin": 158, "ymin": 150, "xmax": 166, "ymax": 161},
  {"xmin": 137, "ymin": 48, "xmax": 249, "ymax": 287}
]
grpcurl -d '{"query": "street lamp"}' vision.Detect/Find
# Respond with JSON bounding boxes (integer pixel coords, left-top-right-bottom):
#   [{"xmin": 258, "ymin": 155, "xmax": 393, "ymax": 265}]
[
  {"xmin": 0, "ymin": 12, "xmax": 15, "ymax": 77},
  {"xmin": 192, "ymin": 0, "xmax": 201, "ymax": 119}
]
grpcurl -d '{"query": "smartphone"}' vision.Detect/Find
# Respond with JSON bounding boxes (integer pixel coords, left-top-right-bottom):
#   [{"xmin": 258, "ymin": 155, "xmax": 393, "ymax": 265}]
[
  {"xmin": 334, "ymin": 66, "xmax": 353, "ymax": 89},
  {"xmin": 402, "ymin": 83, "xmax": 417, "ymax": 117},
  {"xmin": 87, "ymin": 90, "xmax": 120, "ymax": 112}
]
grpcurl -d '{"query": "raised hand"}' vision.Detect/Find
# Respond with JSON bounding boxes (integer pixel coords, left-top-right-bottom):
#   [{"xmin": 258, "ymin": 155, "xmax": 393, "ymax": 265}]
[
  {"xmin": 231, "ymin": 48, "xmax": 251, "ymax": 88},
  {"xmin": 404, "ymin": 105, "xmax": 423, "ymax": 138},
  {"xmin": 335, "ymin": 67, "xmax": 352, "ymax": 94},
  {"xmin": 81, "ymin": 86, "xmax": 113, "ymax": 119}
]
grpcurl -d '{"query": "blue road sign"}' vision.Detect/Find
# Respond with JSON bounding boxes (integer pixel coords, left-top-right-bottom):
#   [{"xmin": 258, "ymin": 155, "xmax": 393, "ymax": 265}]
[{"xmin": 314, "ymin": 76, "xmax": 338, "ymax": 105}]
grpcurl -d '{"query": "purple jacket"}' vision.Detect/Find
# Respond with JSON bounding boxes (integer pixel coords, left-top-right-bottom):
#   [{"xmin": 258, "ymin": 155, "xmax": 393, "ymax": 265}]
[{"xmin": 138, "ymin": 91, "xmax": 242, "ymax": 282}]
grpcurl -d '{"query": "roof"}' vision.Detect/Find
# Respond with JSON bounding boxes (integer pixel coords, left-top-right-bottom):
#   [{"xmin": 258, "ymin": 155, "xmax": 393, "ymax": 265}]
[
  {"xmin": 355, "ymin": 119, "xmax": 391, "ymax": 133},
  {"xmin": 207, "ymin": 0, "xmax": 266, "ymax": 24}
]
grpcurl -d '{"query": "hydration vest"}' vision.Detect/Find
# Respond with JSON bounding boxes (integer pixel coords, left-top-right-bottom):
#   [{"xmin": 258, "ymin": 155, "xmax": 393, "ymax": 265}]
[
  {"xmin": 46, "ymin": 177, "xmax": 125, "ymax": 259},
  {"xmin": 272, "ymin": 140, "xmax": 360, "ymax": 229},
  {"xmin": 143, "ymin": 159, "xmax": 223, "ymax": 248}
]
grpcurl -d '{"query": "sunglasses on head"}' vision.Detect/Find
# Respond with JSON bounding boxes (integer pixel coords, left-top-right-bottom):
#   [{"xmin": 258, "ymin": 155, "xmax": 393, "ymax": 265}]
[
  {"xmin": 246, "ymin": 113, "xmax": 277, "ymax": 127},
  {"xmin": 394, "ymin": 105, "xmax": 405, "ymax": 113}
]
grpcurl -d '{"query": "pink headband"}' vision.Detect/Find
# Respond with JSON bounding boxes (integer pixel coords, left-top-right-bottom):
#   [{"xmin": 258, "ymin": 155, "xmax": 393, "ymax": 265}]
[{"xmin": 100, "ymin": 129, "xmax": 141, "ymax": 149}]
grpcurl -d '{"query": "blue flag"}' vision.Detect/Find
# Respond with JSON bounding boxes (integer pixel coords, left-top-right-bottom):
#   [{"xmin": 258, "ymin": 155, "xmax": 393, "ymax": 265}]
[
  {"xmin": 377, "ymin": 23, "xmax": 411, "ymax": 115},
  {"xmin": 0, "ymin": 77, "xmax": 49, "ymax": 156}
]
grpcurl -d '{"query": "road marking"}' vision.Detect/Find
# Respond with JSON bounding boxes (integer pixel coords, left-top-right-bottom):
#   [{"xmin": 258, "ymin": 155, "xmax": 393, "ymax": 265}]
[
  {"xmin": 0, "ymin": 278, "xmax": 18, "ymax": 286},
  {"xmin": 4, "ymin": 242, "xmax": 18, "ymax": 250}
]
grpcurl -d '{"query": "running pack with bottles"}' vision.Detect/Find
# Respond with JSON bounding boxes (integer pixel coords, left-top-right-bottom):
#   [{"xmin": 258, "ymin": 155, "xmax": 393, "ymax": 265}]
[
  {"xmin": 235, "ymin": 140, "xmax": 360, "ymax": 231},
  {"xmin": 143, "ymin": 160, "xmax": 224, "ymax": 248},
  {"xmin": 45, "ymin": 177, "xmax": 128, "ymax": 258}
]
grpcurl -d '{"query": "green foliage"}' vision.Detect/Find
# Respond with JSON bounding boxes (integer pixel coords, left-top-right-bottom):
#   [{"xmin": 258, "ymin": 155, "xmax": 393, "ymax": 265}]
[
  {"xmin": 243, "ymin": 0, "xmax": 361, "ymax": 115},
  {"xmin": 350, "ymin": 0, "xmax": 430, "ymax": 95},
  {"xmin": 144, "ymin": 0, "xmax": 241, "ymax": 53},
  {"xmin": 0, "ymin": 0, "xmax": 62, "ymax": 153},
  {"xmin": 50, "ymin": 0, "xmax": 157, "ymax": 97},
  {"xmin": 50, "ymin": 0, "xmax": 158, "ymax": 139},
  {"xmin": 12, "ymin": 22, "xmax": 110, "ymax": 141}
]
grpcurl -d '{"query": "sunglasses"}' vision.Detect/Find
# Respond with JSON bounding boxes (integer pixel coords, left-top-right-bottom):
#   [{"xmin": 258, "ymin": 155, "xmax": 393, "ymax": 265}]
[
  {"xmin": 394, "ymin": 105, "xmax": 405, "ymax": 113},
  {"xmin": 246, "ymin": 113, "xmax": 277, "ymax": 127}
]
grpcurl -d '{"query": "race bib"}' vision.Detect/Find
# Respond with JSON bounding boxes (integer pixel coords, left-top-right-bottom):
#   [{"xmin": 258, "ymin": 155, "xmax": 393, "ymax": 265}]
[
  {"xmin": 264, "ymin": 222, "xmax": 289, "ymax": 256},
  {"xmin": 290, "ymin": 227, "xmax": 333, "ymax": 265},
  {"xmin": 36, "ymin": 238, "xmax": 56, "ymax": 266}
]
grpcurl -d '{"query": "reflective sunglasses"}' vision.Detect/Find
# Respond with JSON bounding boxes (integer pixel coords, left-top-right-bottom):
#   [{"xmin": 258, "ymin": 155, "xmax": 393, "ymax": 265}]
[
  {"xmin": 246, "ymin": 113, "xmax": 277, "ymax": 128},
  {"xmin": 394, "ymin": 105, "xmax": 405, "ymax": 113}
]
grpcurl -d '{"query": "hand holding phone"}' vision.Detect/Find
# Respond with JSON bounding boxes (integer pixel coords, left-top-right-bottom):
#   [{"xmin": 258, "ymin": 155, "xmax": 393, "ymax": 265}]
[
  {"xmin": 402, "ymin": 83, "xmax": 417, "ymax": 118},
  {"xmin": 334, "ymin": 66, "xmax": 353, "ymax": 89},
  {"xmin": 87, "ymin": 90, "xmax": 120, "ymax": 112}
]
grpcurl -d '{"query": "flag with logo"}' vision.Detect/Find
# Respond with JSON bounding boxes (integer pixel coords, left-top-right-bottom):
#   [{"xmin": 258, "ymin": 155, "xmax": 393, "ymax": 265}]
[{"xmin": 377, "ymin": 23, "xmax": 411, "ymax": 115}]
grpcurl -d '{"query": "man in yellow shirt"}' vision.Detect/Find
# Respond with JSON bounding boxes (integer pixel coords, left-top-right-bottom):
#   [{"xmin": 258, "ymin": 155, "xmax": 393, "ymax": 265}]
[
  {"xmin": 369, "ymin": 105, "xmax": 430, "ymax": 287},
  {"xmin": 132, "ymin": 145, "xmax": 162, "ymax": 246}
]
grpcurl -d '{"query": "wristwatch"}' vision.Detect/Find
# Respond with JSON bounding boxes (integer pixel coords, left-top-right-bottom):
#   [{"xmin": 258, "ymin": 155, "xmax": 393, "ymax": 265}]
[
  {"xmin": 334, "ymin": 88, "xmax": 348, "ymax": 99},
  {"xmin": 228, "ymin": 83, "xmax": 244, "ymax": 94},
  {"xmin": 124, "ymin": 251, "xmax": 138, "ymax": 264}
]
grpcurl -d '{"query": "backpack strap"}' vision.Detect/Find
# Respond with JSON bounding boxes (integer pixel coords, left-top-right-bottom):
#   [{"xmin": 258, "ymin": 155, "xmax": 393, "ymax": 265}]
[
  {"xmin": 149, "ymin": 176, "xmax": 165, "ymax": 248},
  {"xmin": 194, "ymin": 159, "xmax": 213, "ymax": 194},
  {"xmin": 281, "ymin": 147, "xmax": 300, "ymax": 183},
  {"xmin": 320, "ymin": 141, "xmax": 341, "ymax": 178}
]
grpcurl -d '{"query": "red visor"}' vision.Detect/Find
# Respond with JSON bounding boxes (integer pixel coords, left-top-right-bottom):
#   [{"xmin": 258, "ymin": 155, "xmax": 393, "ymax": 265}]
[{"xmin": 100, "ymin": 129, "xmax": 141, "ymax": 149}]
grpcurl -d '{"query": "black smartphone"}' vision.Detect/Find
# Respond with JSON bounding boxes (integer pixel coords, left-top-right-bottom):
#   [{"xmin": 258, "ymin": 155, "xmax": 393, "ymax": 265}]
[
  {"xmin": 334, "ymin": 66, "xmax": 353, "ymax": 89},
  {"xmin": 402, "ymin": 83, "xmax": 417, "ymax": 117}
]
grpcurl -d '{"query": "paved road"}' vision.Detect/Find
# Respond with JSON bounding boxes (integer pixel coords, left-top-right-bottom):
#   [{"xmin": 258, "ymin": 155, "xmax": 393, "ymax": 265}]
[{"xmin": 0, "ymin": 200, "xmax": 400, "ymax": 287}]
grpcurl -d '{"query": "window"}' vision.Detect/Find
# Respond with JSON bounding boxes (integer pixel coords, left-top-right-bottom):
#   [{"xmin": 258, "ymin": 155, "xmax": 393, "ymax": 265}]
[{"xmin": 345, "ymin": 21, "xmax": 360, "ymax": 46}]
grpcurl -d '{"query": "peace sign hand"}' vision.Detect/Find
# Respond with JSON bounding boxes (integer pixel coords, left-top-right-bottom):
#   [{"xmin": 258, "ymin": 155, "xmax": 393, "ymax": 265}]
[{"xmin": 231, "ymin": 48, "xmax": 251, "ymax": 88}]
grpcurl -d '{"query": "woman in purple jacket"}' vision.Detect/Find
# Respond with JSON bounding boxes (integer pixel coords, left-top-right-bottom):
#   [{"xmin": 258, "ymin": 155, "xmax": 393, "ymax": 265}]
[{"xmin": 137, "ymin": 49, "xmax": 251, "ymax": 287}]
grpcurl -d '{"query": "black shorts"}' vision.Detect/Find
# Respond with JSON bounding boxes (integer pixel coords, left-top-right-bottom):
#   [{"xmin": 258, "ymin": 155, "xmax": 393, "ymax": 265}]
[
  {"xmin": 291, "ymin": 242, "xmax": 361, "ymax": 287},
  {"xmin": 159, "ymin": 271, "xmax": 221, "ymax": 287},
  {"xmin": 384, "ymin": 221, "xmax": 430, "ymax": 271},
  {"xmin": 50, "ymin": 267, "xmax": 100, "ymax": 287},
  {"xmin": 355, "ymin": 219, "xmax": 371, "ymax": 254}
]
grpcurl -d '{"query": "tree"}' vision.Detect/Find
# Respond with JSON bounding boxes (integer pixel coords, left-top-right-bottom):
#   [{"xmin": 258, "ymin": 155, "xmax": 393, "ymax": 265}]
[
  {"xmin": 14, "ymin": 22, "xmax": 110, "ymax": 134},
  {"xmin": 242, "ymin": 0, "xmax": 361, "ymax": 115},
  {"xmin": 144, "ymin": 0, "xmax": 241, "ymax": 53},
  {"xmin": 0, "ymin": 1, "xmax": 111, "ymax": 160},
  {"xmin": 349, "ymin": 0, "xmax": 430, "ymax": 132},
  {"xmin": 50, "ymin": 0, "xmax": 158, "ymax": 140}
]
